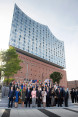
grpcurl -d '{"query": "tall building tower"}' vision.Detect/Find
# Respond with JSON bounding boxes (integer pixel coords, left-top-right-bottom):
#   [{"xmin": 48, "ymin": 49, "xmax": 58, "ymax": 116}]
[{"xmin": 9, "ymin": 4, "xmax": 67, "ymax": 88}]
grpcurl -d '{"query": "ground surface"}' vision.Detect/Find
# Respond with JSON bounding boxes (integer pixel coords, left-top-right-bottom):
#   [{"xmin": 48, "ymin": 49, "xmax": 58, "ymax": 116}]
[
  {"xmin": 0, "ymin": 96, "xmax": 78, "ymax": 117},
  {"xmin": 0, "ymin": 107, "xmax": 78, "ymax": 117}
]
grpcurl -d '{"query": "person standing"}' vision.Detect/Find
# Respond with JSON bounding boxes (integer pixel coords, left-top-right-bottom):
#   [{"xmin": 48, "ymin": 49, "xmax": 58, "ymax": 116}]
[
  {"xmin": 50, "ymin": 88, "xmax": 56, "ymax": 106},
  {"xmin": 31, "ymin": 88, "xmax": 36, "ymax": 107},
  {"xmin": 25, "ymin": 87, "xmax": 31, "ymax": 107},
  {"xmin": 9, "ymin": 82, "xmax": 12, "ymax": 90},
  {"xmin": 46, "ymin": 87, "xmax": 50, "ymax": 107},
  {"xmin": 36, "ymin": 87, "xmax": 42, "ymax": 107},
  {"xmin": 64, "ymin": 88, "xmax": 69, "ymax": 107},
  {"xmin": 8, "ymin": 86, "xmax": 14, "ymax": 108},
  {"xmin": 14, "ymin": 88, "xmax": 20, "ymax": 108},
  {"xmin": 13, "ymin": 84, "xmax": 16, "ymax": 94},
  {"xmin": 18, "ymin": 86, "xmax": 22, "ymax": 104},
  {"xmin": 77, "ymin": 89, "xmax": 78, "ymax": 103},
  {"xmin": 56, "ymin": 87, "xmax": 62, "ymax": 107},
  {"xmin": 42, "ymin": 88, "xmax": 47, "ymax": 108},
  {"xmin": 75, "ymin": 89, "xmax": 78, "ymax": 103},
  {"xmin": 21, "ymin": 87, "xmax": 26, "ymax": 107},
  {"xmin": 70, "ymin": 88, "xmax": 75, "ymax": 103}
]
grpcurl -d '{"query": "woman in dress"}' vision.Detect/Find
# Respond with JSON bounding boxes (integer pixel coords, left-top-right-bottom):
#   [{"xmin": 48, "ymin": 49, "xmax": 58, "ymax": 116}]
[
  {"xmin": 21, "ymin": 87, "xmax": 26, "ymax": 107},
  {"xmin": 18, "ymin": 86, "xmax": 22, "ymax": 104},
  {"xmin": 14, "ymin": 88, "xmax": 20, "ymax": 108},
  {"xmin": 50, "ymin": 88, "xmax": 55, "ymax": 106},
  {"xmin": 42, "ymin": 88, "xmax": 47, "ymax": 107},
  {"xmin": 31, "ymin": 88, "xmax": 36, "ymax": 107}
]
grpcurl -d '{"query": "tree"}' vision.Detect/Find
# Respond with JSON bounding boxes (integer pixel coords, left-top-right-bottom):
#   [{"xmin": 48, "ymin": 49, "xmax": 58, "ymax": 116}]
[
  {"xmin": 3, "ymin": 78, "xmax": 15, "ymax": 85},
  {"xmin": 0, "ymin": 47, "xmax": 22, "ymax": 85},
  {"xmin": 0, "ymin": 68, "xmax": 1, "ymax": 80},
  {"xmin": 50, "ymin": 72, "xmax": 63, "ymax": 86},
  {"xmin": 0, "ymin": 53, "xmax": 2, "ymax": 80}
]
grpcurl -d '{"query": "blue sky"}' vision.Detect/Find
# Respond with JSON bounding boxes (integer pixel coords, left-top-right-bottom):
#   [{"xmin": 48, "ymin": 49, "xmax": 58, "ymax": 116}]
[{"xmin": 0, "ymin": 0, "xmax": 78, "ymax": 81}]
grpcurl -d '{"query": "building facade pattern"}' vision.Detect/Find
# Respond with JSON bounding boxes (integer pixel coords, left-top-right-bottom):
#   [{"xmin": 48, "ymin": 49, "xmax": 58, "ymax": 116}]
[{"xmin": 9, "ymin": 4, "xmax": 66, "ymax": 69}]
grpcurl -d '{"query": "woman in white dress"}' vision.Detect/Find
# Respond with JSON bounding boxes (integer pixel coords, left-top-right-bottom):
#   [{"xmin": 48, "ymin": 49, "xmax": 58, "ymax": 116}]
[{"xmin": 42, "ymin": 88, "xmax": 47, "ymax": 107}]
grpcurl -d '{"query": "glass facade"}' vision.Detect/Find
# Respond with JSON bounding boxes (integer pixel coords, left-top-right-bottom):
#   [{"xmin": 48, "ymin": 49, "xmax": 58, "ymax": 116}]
[{"xmin": 9, "ymin": 4, "xmax": 66, "ymax": 68}]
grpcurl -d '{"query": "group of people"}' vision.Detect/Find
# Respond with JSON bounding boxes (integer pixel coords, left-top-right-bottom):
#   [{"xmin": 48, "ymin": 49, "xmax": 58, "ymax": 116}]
[
  {"xmin": 8, "ymin": 80, "xmax": 77, "ymax": 108},
  {"xmin": 70, "ymin": 88, "xmax": 78, "ymax": 103}
]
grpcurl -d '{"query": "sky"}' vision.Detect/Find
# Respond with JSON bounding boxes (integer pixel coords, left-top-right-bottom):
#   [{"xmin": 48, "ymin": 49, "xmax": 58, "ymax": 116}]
[{"xmin": 0, "ymin": 0, "xmax": 78, "ymax": 81}]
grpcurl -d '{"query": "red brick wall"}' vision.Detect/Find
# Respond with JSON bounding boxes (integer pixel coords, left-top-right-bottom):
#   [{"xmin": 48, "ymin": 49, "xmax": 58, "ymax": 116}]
[
  {"xmin": 14, "ymin": 52, "xmax": 67, "ymax": 88},
  {"xmin": 67, "ymin": 80, "xmax": 78, "ymax": 90}
]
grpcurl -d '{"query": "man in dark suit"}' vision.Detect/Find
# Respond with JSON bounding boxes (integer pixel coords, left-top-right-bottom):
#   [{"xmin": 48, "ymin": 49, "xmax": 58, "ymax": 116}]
[
  {"xmin": 36, "ymin": 87, "xmax": 42, "ymax": 107},
  {"xmin": 70, "ymin": 88, "xmax": 75, "ymax": 103},
  {"xmin": 56, "ymin": 87, "xmax": 62, "ymax": 107},
  {"xmin": 64, "ymin": 88, "xmax": 69, "ymax": 107},
  {"xmin": 46, "ymin": 87, "xmax": 50, "ymax": 107},
  {"xmin": 25, "ymin": 86, "xmax": 31, "ymax": 107},
  {"xmin": 75, "ymin": 88, "xmax": 78, "ymax": 103},
  {"xmin": 8, "ymin": 86, "xmax": 14, "ymax": 108}
]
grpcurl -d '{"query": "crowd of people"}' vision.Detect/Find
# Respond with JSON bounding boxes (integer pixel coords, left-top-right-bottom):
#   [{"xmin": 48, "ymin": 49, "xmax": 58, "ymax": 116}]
[
  {"xmin": 70, "ymin": 88, "xmax": 78, "ymax": 103},
  {"xmin": 8, "ymin": 80, "xmax": 78, "ymax": 108}
]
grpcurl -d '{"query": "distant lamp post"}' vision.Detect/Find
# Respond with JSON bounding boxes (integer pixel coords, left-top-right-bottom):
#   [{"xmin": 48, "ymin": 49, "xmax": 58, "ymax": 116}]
[
  {"xmin": 23, "ymin": 60, "xmax": 32, "ymax": 82},
  {"xmin": 42, "ymin": 73, "xmax": 44, "ymax": 82},
  {"xmin": 26, "ymin": 63, "xmax": 28, "ymax": 81},
  {"xmin": 23, "ymin": 61, "xmax": 29, "ymax": 82}
]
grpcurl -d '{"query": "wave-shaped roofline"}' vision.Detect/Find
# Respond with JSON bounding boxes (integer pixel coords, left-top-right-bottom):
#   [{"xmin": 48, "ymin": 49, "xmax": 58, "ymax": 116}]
[{"xmin": 15, "ymin": 4, "xmax": 64, "ymax": 43}]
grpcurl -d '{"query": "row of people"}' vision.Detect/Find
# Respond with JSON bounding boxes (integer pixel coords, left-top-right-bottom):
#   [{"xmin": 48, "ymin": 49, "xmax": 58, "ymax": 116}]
[
  {"xmin": 70, "ymin": 88, "xmax": 78, "ymax": 103},
  {"xmin": 8, "ymin": 83, "xmax": 69, "ymax": 108}
]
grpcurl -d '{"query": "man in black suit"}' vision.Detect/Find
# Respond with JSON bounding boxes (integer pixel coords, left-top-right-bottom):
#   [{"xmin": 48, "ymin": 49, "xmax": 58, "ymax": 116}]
[
  {"xmin": 64, "ymin": 88, "xmax": 69, "ymax": 107},
  {"xmin": 75, "ymin": 88, "xmax": 78, "ymax": 103},
  {"xmin": 70, "ymin": 88, "xmax": 75, "ymax": 103},
  {"xmin": 36, "ymin": 87, "xmax": 42, "ymax": 107},
  {"xmin": 25, "ymin": 86, "xmax": 31, "ymax": 107},
  {"xmin": 56, "ymin": 87, "xmax": 62, "ymax": 107},
  {"xmin": 8, "ymin": 86, "xmax": 14, "ymax": 108},
  {"xmin": 46, "ymin": 87, "xmax": 50, "ymax": 107}
]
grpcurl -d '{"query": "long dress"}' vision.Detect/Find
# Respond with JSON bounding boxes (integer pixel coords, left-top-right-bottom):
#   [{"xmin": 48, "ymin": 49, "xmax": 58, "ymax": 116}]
[
  {"xmin": 51, "ymin": 92, "xmax": 55, "ymax": 106},
  {"xmin": 18, "ymin": 89, "xmax": 22, "ymax": 104},
  {"xmin": 31, "ymin": 91, "xmax": 36, "ymax": 107},
  {"xmin": 22, "ymin": 90, "xmax": 25, "ymax": 102},
  {"xmin": 42, "ymin": 91, "xmax": 47, "ymax": 103},
  {"xmin": 15, "ymin": 91, "xmax": 19, "ymax": 102}
]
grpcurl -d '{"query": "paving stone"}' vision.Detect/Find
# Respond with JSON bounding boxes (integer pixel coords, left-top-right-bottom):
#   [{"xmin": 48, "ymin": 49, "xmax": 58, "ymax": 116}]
[{"xmin": 0, "ymin": 108, "xmax": 78, "ymax": 117}]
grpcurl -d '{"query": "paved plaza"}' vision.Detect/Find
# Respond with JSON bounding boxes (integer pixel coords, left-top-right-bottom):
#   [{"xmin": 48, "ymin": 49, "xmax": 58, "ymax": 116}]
[
  {"xmin": 0, "ymin": 96, "xmax": 78, "ymax": 117},
  {"xmin": 0, "ymin": 107, "xmax": 78, "ymax": 117}
]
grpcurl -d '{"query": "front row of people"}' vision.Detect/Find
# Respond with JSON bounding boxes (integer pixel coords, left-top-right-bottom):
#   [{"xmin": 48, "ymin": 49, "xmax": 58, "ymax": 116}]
[{"xmin": 8, "ymin": 86, "xmax": 69, "ymax": 108}]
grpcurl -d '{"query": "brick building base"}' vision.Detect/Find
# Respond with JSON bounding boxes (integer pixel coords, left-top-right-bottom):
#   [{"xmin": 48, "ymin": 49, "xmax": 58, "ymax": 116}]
[
  {"xmin": 14, "ymin": 52, "xmax": 67, "ymax": 88},
  {"xmin": 67, "ymin": 80, "xmax": 78, "ymax": 90}
]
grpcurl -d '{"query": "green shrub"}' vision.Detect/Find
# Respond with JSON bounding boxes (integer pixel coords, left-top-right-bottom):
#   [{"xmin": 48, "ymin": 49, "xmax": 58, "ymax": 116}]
[{"xmin": 3, "ymin": 78, "xmax": 15, "ymax": 85}]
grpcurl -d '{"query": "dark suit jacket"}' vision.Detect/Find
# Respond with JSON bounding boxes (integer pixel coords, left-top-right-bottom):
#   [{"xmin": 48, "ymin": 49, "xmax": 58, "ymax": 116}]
[
  {"xmin": 64, "ymin": 91, "xmax": 69, "ymax": 99},
  {"xmin": 8, "ymin": 90, "xmax": 14, "ymax": 98},
  {"xmin": 70, "ymin": 91, "xmax": 76, "ymax": 97},
  {"xmin": 56, "ymin": 90, "xmax": 62, "ymax": 98},
  {"xmin": 25, "ymin": 89, "xmax": 31, "ymax": 98},
  {"xmin": 46, "ymin": 90, "xmax": 50, "ymax": 98},
  {"xmin": 36, "ymin": 91, "xmax": 42, "ymax": 99}
]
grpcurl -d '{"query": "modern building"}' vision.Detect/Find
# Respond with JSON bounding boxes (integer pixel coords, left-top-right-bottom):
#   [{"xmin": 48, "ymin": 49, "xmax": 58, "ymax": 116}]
[{"xmin": 9, "ymin": 4, "xmax": 67, "ymax": 88}]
